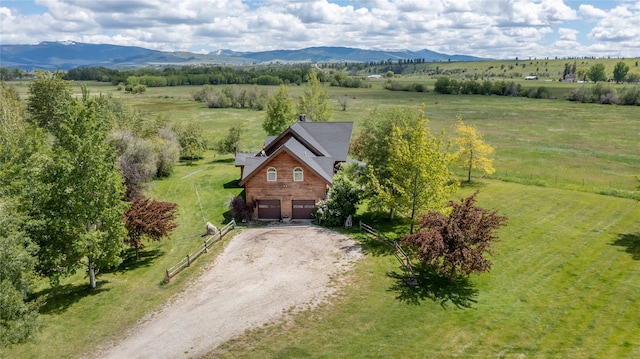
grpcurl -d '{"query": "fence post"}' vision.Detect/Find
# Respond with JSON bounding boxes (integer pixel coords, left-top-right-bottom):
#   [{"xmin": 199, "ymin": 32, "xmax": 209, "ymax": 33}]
[
  {"xmin": 165, "ymin": 269, "xmax": 170, "ymax": 283},
  {"xmin": 204, "ymin": 240, "xmax": 208, "ymax": 253},
  {"xmin": 187, "ymin": 254, "xmax": 191, "ymax": 266},
  {"xmin": 231, "ymin": 219, "xmax": 236, "ymax": 229}
]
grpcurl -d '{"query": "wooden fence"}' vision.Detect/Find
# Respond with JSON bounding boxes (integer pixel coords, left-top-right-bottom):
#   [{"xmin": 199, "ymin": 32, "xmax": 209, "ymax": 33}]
[
  {"xmin": 164, "ymin": 219, "xmax": 236, "ymax": 283},
  {"xmin": 359, "ymin": 221, "xmax": 417, "ymax": 285}
]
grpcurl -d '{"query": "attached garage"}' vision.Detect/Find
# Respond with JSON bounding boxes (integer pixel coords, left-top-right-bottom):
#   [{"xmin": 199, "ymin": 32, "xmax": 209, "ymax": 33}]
[
  {"xmin": 258, "ymin": 199, "xmax": 281, "ymax": 219},
  {"xmin": 292, "ymin": 200, "xmax": 316, "ymax": 219}
]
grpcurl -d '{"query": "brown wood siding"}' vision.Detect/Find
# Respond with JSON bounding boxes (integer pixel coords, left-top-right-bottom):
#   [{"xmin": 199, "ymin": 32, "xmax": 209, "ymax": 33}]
[
  {"xmin": 292, "ymin": 200, "xmax": 316, "ymax": 219},
  {"xmin": 245, "ymin": 151, "xmax": 329, "ymax": 219}
]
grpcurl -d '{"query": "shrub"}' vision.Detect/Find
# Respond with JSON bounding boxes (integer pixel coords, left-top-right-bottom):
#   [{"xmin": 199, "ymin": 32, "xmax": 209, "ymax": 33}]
[
  {"xmin": 619, "ymin": 86, "xmax": 640, "ymax": 106},
  {"xmin": 565, "ymin": 86, "xmax": 593, "ymax": 103}
]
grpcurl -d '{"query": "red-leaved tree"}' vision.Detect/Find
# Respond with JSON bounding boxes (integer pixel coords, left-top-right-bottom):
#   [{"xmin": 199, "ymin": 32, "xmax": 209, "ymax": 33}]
[
  {"xmin": 401, "ymin": 191, "xmax": 507, "ymax": 280},
  {"xmin": 124, "ymin": 197, "xmax": 178, "ymax": 259}
]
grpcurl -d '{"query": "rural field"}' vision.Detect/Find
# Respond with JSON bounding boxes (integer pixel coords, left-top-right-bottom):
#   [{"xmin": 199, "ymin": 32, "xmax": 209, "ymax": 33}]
[{"xmin": 4, "ymin": 73, "xmax": 640, "ymax": 358}]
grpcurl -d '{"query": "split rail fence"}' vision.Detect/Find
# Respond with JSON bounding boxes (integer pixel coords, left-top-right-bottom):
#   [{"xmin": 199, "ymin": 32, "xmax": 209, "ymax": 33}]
[
  {"xmin": 359, "ymin": 221, "xmax": 417, "ymax": 285},
  {"xmin": 164, "ymin": 219, "xmax": 236, "ymax": 283}
]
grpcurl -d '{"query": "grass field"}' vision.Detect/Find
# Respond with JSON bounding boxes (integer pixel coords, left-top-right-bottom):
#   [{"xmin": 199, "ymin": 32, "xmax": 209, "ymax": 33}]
[
  {"xmin": 3, "ymin": 73, "xmax": 640, "ymax": 358},
  {"xmin": 211, "ymin": 181, "xmax": 640, "ymax": 358}
]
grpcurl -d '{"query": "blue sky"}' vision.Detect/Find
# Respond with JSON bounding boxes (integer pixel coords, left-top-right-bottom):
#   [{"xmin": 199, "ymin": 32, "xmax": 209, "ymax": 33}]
[{"xmin": 1, "ymin": 0, "xmax": 638, "ymax": 58}]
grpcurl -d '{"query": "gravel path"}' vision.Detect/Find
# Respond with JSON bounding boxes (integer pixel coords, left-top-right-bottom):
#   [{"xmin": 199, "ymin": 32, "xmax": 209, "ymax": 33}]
[{"xmin": 92, "ymin": 225, "xmax": 362, "ymax": 359}]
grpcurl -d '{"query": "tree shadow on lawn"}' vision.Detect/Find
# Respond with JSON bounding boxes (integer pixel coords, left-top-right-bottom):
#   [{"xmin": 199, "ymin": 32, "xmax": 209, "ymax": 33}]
[
  {"xmin": 207, "ymin": 157, "xmax": 235, "ymax": 164},
  {"xmin": 387, "ymin": 267, "xmax": 478, "ymax": 309},
  {"xmin": 104, "ymin": 249, "xmax": 165, "ymax": 274},
  {"xmin": 612, "ymin": 233, "xmax": 640, "ymax": 260},
  {"xmin": 35, "ymin": 280, "xmax": 110, "ymax": 315}
]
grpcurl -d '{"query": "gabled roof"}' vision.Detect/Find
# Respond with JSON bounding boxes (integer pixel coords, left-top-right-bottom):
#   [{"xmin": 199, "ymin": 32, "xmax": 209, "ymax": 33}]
[
  {"xmin": 262, "ymin": 121, "xmax": 353, "ymax": 161},
  {"xmin": 236, "ymin": 120, "xmax": 354, "ymax": 186}
]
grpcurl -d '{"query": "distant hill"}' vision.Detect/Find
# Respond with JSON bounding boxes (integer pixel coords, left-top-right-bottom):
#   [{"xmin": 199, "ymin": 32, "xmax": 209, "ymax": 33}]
[{"xmin": 0, "ymin": 41, "xmax": 488, "ymax": 70}]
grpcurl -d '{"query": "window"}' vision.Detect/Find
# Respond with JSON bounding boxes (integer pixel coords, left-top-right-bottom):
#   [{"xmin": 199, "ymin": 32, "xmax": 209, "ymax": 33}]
[
  {"xmin": 293, "ymin": 167, "xmax": 303, "ymax": 182},
  {"xmin": 267, "ymin": 167, "xmax": 277, "ymax": 182}
]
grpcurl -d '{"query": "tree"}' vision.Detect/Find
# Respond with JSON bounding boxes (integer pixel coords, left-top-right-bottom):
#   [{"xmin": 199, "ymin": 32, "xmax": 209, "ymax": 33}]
[
  {"xmin": 124, "ymin": 197, "xmax": 178, "ymax": 260},
  {"xmin": 454, "ymin": 116, "xmax": 496, "ymax": 182},
  {"xmin": 351, "ymin": 106, "xmax": 427, "ymax": 219},
  {"xmin": 27, "ymin": 85, "xmax": 128, "ymax": 289},
  {"xmin": 296, "ymin": 71, "xmax": 333, "ymax": 122},
  {"xmin": 110, "ymin": 131, "xmax": 158, "ymax": 201},
  {"xmin": 587, "ymin": 63, "xmax": 607, "ymax": 83},
  {"xmin": 0, "ymin": 83, "xmax": 44, "ymax": 345},
  {"xmin": 216, "ymin": 126, "xmax": 243, "ymax": 154},
  {"xmin": 382, "ymin": 106, "xmax": 458, "ymax": 233},
  {"xmin": 26, "ymin": 71, "xmax": 73, "ymax": 132},
  {"xmin": 263, "ymin": 85, "xmax": 295, "ymax": 135},
  {"xmin": 401, "ymin": 192, "xmax": 508, "ymax": 280},
  {"xmin": 175, "ymin": 122, "xmax": 208, "ymax": 160},
  {"xmin": 613, "ymin": 61, "xmax": 630, "ymax": 83}
]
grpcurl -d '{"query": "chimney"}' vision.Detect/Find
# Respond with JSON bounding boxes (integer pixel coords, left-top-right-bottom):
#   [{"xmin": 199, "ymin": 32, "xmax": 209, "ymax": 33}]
[{"xmin": 299, "ymin": 114, "xmax": 307, "ymax": 122}]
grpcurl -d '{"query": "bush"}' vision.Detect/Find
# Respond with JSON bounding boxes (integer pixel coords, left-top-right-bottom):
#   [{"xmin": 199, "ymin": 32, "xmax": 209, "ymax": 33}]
[
  {"xmin": 565, "ymin": 86, "xmax": 593, "ymax": 103},
  {"xmin": 619, "ymin": 86, "xmax": 640, "ymax": 106},
  {"xmin": 227, "ymin": 195, "xmax": 255, "ymax": 222}
]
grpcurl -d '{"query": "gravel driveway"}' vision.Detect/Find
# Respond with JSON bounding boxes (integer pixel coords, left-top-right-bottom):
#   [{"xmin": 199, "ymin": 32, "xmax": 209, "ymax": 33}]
[{"xmin": 92, "ymin": 224, "xmax": 362, "ymax": 359}]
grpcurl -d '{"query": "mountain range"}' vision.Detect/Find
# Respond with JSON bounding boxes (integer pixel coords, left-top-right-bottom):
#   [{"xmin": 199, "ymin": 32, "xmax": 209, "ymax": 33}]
[{"xmin": 0, "ymin": 41, "xmax": 487, "ymax": 70}]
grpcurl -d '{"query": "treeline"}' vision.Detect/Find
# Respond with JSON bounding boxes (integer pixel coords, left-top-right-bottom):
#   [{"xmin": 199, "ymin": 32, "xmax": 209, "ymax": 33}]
[
  {"xmin": 433, "ymin": 77, "xmax": 640, "ymax": 105},
  {"xmin": 62, "ymin": 65, "xmax": 371, "ymax": 89},
  {"xmin": 63, "ymin": 65, "xmax": 312, "ymax": 86}
]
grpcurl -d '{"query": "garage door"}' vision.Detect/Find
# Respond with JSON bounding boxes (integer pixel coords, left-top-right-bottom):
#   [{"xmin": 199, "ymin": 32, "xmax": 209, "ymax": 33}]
[
  {"xmin": 292, "ymin": 200, "xmax": 316, "ymax": 219},
  {"xmin": 258, "ymin": 199, "xmax": 281, "ymax": 219}
]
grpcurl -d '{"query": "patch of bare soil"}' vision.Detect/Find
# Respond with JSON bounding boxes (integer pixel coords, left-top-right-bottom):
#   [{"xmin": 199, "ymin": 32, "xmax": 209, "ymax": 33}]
[{"xmin": 91, "ymin": 225, "xmax": 362, "ymax": 359}]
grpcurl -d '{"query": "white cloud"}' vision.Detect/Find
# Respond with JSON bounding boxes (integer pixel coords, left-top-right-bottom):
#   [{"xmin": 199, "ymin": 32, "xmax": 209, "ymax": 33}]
[
  {"xmin": 558, "ymin": 27, "xmax": 578, "ymax": 41},
  {"xmin": 1, "ymin": 0, "xmax": 639, "ymax": 58}
]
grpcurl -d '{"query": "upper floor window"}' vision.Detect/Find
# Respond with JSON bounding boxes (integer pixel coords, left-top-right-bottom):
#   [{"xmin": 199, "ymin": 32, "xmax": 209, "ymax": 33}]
[
  {"xmin": 293, "ymin": 167, "xmax": 303, "ymax": 182},
  {"xmin": 267, "ymin": 167, "xmax": 277, "ymax": 182}
]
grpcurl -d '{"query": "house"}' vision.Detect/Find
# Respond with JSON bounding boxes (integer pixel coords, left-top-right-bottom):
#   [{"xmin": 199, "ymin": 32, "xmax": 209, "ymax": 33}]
[{"xmin": 235, "ymin": 116, "xmax": 354, "ymax": 220}]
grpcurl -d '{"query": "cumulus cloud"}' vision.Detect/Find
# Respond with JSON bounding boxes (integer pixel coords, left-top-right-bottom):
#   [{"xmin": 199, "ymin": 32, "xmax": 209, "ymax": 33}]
[{"xmin": 1, "ymin": 0, "xmax": 638, "ymax": 58}]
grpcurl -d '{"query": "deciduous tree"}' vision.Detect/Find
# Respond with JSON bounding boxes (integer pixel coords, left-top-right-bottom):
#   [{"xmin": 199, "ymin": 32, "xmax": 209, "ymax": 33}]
[
  {"xmin": 0, "ymin": 83, "xmax": 44, "ymax": 345},
  {"xmin": 263, "ymin": 85, "xmax": 295, "ymax": 135},
  {"xmin": 175, "ymin": 122, "xmax": 208, "ymax": 160},
  {"xmin": 382, "ymin": 106, "xmax": 457, "ymax": 233},
  {"xmin": 613, "ymin": 61, "xmax": 630, "ymax": 84},
  {"xmin": 587, "ymin": 63, "xmax": 607, "ymax": 83},
  {"xmin": 216, "ymin": 126, "xmax": 243, "ymax": 154},
  {"xmin": 296, "ymin": 71, "xmax": 333, "ymax": 122},
  {"xmin": 402, "ymin": 192, "xmax": 507, "ymax": 280},
  {"xmin": 124, "ymin": 197, "xmax": 178, "ymax": 260},
  {"xmin": 454, "ymin": 116, "xmax": 496, "ymax": 182},
  {"xmin": 27, "ymin": 85, "xmax": 128, "ymax": 289}
]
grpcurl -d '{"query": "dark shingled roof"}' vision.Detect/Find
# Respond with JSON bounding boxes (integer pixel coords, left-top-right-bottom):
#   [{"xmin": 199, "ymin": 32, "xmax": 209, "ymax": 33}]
[{"xmin": 236, "ymin": 121, "xmax": 354, "ymax": 186}]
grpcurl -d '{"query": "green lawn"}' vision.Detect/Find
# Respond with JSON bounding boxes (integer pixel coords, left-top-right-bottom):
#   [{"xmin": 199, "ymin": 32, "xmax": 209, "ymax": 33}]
[
  {"xmin": 3, "ymin": 76, "xmax": 640, "ymax": 358},
  {"xmin": 210, "ymin": 180, "xmax": 640, "ymax": 358},
  {"xmin": 2, "ymin": 153, "xmax": 244, "ymax": 358}
]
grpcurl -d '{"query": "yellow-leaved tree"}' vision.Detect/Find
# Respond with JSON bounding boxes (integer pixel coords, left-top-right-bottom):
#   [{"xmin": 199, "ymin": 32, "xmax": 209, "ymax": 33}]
[{"xmin": 454, "ymin": 116, "xmax": 495, "ymax": 182}]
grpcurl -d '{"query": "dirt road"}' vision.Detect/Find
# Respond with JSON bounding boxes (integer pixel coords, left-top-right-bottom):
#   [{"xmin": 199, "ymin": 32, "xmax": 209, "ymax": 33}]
[{"xmin": 93, "ymin": 225, "xmax": 362, "ymax": 359}]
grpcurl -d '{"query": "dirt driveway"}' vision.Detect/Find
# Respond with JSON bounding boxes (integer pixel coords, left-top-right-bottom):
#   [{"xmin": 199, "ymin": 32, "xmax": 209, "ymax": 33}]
[{"xmin": 93, "ymin": 224, "xmax": 362, "ymax": 359}]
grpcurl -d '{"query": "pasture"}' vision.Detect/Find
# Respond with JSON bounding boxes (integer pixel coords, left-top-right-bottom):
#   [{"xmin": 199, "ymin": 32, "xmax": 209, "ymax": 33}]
[{"xmin": 3, "ymin": 76, "xmax": 640, "ymax": 358}]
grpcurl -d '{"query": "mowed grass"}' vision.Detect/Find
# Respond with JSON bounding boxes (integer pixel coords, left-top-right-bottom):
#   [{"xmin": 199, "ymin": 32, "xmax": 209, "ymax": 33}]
[
  {"xmin": 2, "ymin": 153, "xmax": 244, "ymax": 358},
  {"xmin": 3, "ymin": 76, "xmax": 640, "ymax": 358},
  {"xmin": 211, "ymin": 180, "xmax": 640, "ymax": 358}
]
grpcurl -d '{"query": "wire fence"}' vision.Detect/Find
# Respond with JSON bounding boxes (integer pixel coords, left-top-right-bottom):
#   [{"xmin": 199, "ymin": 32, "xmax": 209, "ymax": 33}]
[{"xmin": 164, "ymin": 219, "xmax": 236, "ymax": 283}]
